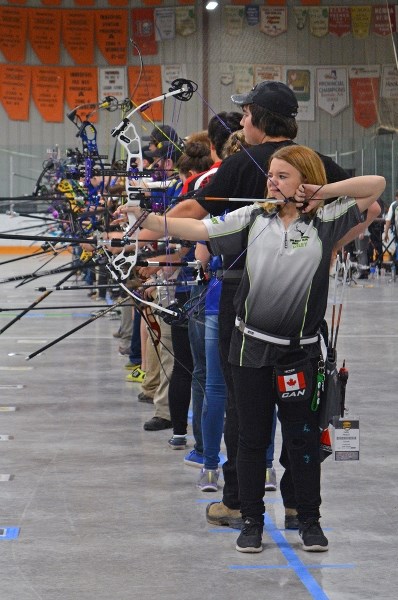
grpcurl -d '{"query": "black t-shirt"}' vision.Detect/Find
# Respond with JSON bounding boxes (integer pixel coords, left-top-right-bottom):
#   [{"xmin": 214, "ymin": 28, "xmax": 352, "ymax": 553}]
[{"xmin": 193, "ymin": 140, "xmax": 349, "ymax": 272}]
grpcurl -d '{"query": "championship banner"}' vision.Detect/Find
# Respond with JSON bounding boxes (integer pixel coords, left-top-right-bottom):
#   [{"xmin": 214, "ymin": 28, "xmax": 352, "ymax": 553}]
[
  {"xmin": 293, "ymin": 7, "xmax": 308, "ymax": 31},
  {"xmin": 245, "ymin": 5, "xmax": 259, "ymax": 27},
  {"xmin": 381, "ymin": 65, "xmax": 398, "ymax": 99},
  {"xmin": 175, "ymin": 6, "xmax": 196, "ymax": 37},
  {"xmin": 316, "ymin": 67, "xmax": 348, "ymax": 117},
  {"xmin": 254, "ymin": 64, "xmax": 283, "ymax": 85},
  {"xmin": 308, "ymin": 7, "xmax": 329, "ymax": 37},
  {"xmin": 351, "ymin": 6, "xmax": 372, "ymax": 39},
  {"xmin": 234, "ymin": 64, "xmax": 254, "ymax": 94},
  {"xmin": 328, "ymin": 6, "xmax": 351, "ymax": 38},
  {"xmin": 131, "ymin": 8, "xmax": 157, "ymax": 55},
  {"xmin": 349, "ymin": 65, "xmax": 380, "ymax": 128},
  {"xmin": 259, "ymin": 6, "xmax": 287, "ymax": 37},
  {"xmin": 128, "ymin": 65, "xmax": 162, "ymax": 122},
  {"xmin": 28, "ymin": 8, "xmax": 61, "ymax": 65},
  {"xmin": 95, "ymin": 10, "xmax": 128, "ymax": 65},
  {"xmin": 31, "ymin": 66, "xmax": 64, "ymax": 122},
  {"xmin": 0, "ymin": 6, "xmax": 27, "ymax": 63},
  {"xmin": 224, "ymin": 6, "xmax": 244, "ymax": 37},
  {"xmin": 161, "ymin": 64, "xmax": 187, "ymax": 90},
  {"xmin": 284, "ymin": 66, "xmax": 315, "ymax": 121},
  {"xmin": 65, "ymin": 67, "xmax": 99, "ymax": 123},
  {"xmin": 372, "ymin": 4, "xmax": 396, "ymax": 37},
  {"xmin": 0, "ymin": 64, "xmax": 31, "ymax": 121},
  {"xmin": 154, "ymin": 7, "xmax": 175, "ymax": 41},
  {"xmin": 62, "ymin": 10, "xmax": 95, "ymax": 65},
  {"xmin": 219, "ymin": 63, "xmax": 234, "ymax": 87},
  {"xmin": 99, "ymin": 67, "xmax": 127, "ymax": 103}
]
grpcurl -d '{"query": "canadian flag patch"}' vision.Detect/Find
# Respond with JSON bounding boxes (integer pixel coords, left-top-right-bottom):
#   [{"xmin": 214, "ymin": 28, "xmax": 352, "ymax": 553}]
[{"xmin": 277, "ymin": 371, "xmax": 306, "ymax": 392}]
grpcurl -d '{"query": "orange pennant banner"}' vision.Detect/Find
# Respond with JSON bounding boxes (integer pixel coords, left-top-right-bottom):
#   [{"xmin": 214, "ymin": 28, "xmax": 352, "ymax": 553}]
[
  {"xmin": 0, "ymin": 6, "xmax": 28, "ymax": 63},
  {"xmin": 28, "ymin": 8, "xmax": 62, "ymax": 65},
  {"xmin": 350, "ymin": 69, "xmax": 380, "ymax": 128},
  {"xmin": 128, "ymin": 65, "xmax": 163, "ymax": 122},
  {"xmin": 62, "ymin": 10, "xmax": 95, "ymax": 65},
  {"xmin": 95, "ymin": 10, "xmax": 128, "ymax": 65},
  {"xmin": 31, "ymin": 66, "xmax": 64, "ymax": 122},
  {"xmin": 64, "ymin": 66, "xmax": 98, "ymax": 123},
  {"xmin": 0, "ymin": 64, "xmax": 31, "ymax": 121}
]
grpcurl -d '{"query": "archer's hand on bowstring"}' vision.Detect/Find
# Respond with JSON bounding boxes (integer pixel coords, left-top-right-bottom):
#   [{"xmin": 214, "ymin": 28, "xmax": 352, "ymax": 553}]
[{"xmin": 293, "ymin": 183, "xmax": 325, "ymax": 214}]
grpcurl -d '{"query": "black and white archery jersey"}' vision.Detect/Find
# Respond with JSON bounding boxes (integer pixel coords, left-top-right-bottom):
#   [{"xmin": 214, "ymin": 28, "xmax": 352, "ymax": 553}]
[{"xmin": 204, "ymin": 197, "xmax": 362, "ymax": 367}]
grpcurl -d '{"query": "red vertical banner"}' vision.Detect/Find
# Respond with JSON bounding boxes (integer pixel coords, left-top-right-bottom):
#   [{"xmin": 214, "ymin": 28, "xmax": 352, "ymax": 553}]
[
  {"xmin": 128, "ymin": 65, "xmax": 163, "ymax": 122},
  {"xmin": 349, "ymin": 66, "xmax": 380, "ymax": 128},
  {"xmin": 108, "ymin": 0, "xmax": 128, "ymax": 5},
  {"xmin": 372, "ymin": 4, "xmax": 396, "ymax": 36},
  {"xmin": 74, "ymin": 1, "xmax": 95, "ymax": 5},
  {"xmin": 64, "ymin": 66, "xmax": 98, "ymax": 123},
  {"xmin": 31, "ymin": 66, "xmax": 64, "ymax": 122},
  {"xmin": 0, "ymin": 6, "xmax": 28, "ymax": 63},
  {"xmin": 95, "ymin": 10, "xmax": 128, "ymax": 65},
  {"xmin": 28, "ymin": 8, "xmax": 62, "ymax": 65},
  {"xmin": 62, "ymin": 10, "xmax": 95, "ymax": 65},
  {"xmin": 328, "ymin": 6, "xmax": 351, "ymax": 37},
  {"xmin": 0, "ymin": 64, "xmax": 31, "ymax": 121},
  {"xmin": 131, "ymin": 8, "xmax": 157, "ymax": 55}
]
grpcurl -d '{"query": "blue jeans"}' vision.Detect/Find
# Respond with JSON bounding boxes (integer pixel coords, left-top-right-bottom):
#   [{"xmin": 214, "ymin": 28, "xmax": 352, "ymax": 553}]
[
  {"xmin": 202, "ymin": 314, "xmax": 226, "ymax": 469},
  {"xmin": 188, "ymin": 293, "xmax": 205, "ymax": 454}
]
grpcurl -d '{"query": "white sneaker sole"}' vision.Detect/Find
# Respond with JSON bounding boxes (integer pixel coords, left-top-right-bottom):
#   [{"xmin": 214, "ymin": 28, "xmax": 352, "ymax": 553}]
[{"xmin": 236, "ymin": 544, "xmax": 263, "ymax": 553}]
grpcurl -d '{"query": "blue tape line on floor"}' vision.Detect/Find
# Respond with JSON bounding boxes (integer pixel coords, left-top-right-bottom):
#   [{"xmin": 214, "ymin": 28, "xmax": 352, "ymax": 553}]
[
  {"xmin": 264, "ymin": 514, "xmax": 331, "ymax": 599},
  {"xmin": 0, "ymin": 527, "xmax": 20, "ymax": 540},
  {"xmin": 229, "ymin": 564, "xmax": 354, "ymax": 570}
]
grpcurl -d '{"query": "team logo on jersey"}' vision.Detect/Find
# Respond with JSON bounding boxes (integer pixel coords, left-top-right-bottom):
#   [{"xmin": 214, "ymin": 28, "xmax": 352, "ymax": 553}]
[{"xmin": 291, "ymin": 236, "xmax": 309, "ymax": 249}]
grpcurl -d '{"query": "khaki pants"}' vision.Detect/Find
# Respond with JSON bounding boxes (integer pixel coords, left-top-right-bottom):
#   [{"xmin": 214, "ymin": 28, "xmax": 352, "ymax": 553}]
[
  {"xmin": 141, "ymin": 334, "xmax": 160, "ymax": 397},
  {"xmin": 151, "ymin": 318, "xmax": 173, "ymax": 421}
]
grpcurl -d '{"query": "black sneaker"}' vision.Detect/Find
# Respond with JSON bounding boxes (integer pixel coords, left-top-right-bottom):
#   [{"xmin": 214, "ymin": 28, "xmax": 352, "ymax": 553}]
[
  {"xmin": 299, "ymin": 519, "xmax": 328, "ymax": 552},
  {"xmin": 236, "ymin": 518, "xmax": 263, "ymax": 553},
  {"xmin": 143, "ymin": 417, "xmax": 172, "ymax": 431}
]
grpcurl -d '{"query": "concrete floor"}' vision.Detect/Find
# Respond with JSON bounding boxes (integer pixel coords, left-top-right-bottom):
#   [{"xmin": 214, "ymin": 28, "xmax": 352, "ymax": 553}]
[{"xmin": 0, "ymin": 251, "xmax": 397, "ymax": 600}]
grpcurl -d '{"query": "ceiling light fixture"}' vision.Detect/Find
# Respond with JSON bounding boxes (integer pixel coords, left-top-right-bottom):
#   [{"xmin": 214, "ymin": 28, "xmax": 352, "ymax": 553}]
[{"xmin": 206, "ymin": 1, "xmax": 219, "ymax": 11}]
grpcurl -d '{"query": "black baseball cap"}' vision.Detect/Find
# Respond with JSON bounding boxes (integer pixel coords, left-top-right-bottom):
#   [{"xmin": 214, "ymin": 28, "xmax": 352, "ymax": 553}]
[
  {"xmin": 143, "ymin": 125, "xmax": 179, "ymax": 144},
  {"xmin": 145, "ymin": 140, "xmax": 184, "ymax": 162},
  {"xmin": 231, "ymin": 81, "xmax": 298, "ymax": 117}
]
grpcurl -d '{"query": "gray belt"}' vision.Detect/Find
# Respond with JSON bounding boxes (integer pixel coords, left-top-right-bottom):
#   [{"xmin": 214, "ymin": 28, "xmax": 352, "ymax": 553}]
[{"xmin": 235, "ymin": 317, "xmax": 319, "ymax": 347}]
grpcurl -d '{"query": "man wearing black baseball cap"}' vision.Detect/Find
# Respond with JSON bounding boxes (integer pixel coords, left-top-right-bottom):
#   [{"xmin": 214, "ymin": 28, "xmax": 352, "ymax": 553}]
[
  {"xmin": 144, "ymin": 125, "xmax": 179, "ymax": 150},
  {"xmin": 231, "ymin": 80, "xmax": 299, "ymax": 117},
  {"xmin": 145, "ymin": 140, "xmax": 184, "ymax": 164}
]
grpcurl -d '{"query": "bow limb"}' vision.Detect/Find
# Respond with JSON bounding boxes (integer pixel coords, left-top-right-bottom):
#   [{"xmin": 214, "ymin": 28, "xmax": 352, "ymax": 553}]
[{"xmin": 112, "ymin": 279, "xmax": 179, "ymax": 319}]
